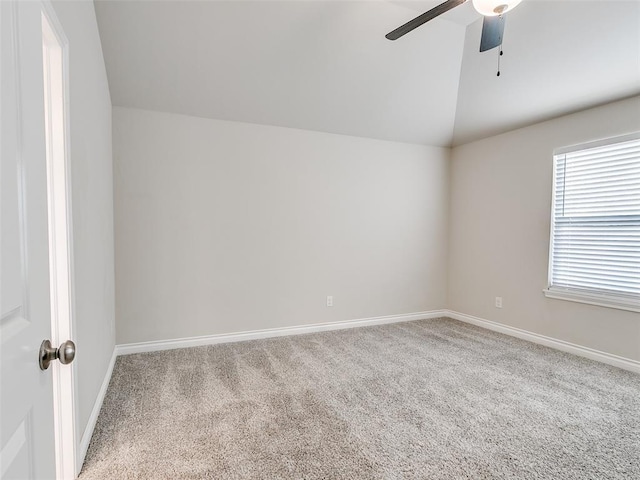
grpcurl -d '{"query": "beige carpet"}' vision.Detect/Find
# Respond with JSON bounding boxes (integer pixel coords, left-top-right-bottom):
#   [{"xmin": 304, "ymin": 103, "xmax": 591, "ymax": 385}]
[{"xmin": 80, "ymin": 317, "xmax": 640, "ymax": 479}]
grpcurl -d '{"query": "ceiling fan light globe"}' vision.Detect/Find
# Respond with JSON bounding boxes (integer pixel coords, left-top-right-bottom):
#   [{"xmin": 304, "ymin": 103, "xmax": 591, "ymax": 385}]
[{"xmin": 472, "ymin": 0, "xmax": 522, "ymax": 16}]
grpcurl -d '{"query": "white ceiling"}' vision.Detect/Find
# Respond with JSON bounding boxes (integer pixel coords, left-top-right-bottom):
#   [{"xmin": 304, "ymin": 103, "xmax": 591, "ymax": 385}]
[{"xmin": 94, "ymin": 1, "xmax": 640, "ymax": 147}]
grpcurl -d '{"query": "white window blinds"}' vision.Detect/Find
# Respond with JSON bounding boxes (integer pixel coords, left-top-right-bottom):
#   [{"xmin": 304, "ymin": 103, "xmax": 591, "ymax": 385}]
[{"xmin": 548, "ymin": 134, "xmax": 640, "ymax": 307}]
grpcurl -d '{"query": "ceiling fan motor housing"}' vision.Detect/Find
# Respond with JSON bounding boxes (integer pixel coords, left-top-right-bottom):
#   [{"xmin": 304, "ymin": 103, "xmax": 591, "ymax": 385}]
[{"xmin": 472, "ymin": 0, "xmax": 522, "ymax": 16}]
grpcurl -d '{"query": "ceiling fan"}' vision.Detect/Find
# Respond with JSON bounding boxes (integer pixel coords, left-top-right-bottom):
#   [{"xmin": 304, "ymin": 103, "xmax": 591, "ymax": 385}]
[{"xmin": 386, "ymin": 0, "xmax": 523, "ymax": 52}]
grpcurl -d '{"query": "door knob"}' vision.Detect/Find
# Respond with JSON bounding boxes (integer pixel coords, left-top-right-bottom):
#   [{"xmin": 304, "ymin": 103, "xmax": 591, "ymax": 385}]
[{"xmin": 39, "ymin": 339, "xmax": 76, "ymax": 370}]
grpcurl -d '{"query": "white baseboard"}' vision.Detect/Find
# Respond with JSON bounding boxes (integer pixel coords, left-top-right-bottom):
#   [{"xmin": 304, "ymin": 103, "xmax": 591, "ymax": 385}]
[
  {"xmin": 77, "ymin": 347, "xmax": 117, "ymax": 475},
  {"xmin": 116, "ymin": 310, "xmax": 448, "ymax": 356},
  {"xmin": 446, "ymin": 310, "xmax": 640, "ymax": 374},
  {"xmin": 115, "ymin": 309, "xmax": 640, "ymax": 374}
]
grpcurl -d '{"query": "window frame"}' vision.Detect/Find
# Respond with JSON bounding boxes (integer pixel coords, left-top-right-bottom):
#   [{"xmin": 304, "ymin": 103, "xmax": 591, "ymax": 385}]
[{"xmin": 544, "ymin": 132, "xmax": 640, "ymax": 313}]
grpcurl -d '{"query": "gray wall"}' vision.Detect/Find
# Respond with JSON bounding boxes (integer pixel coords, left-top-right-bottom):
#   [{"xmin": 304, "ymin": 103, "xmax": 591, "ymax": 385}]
[
  {"xmin": 448, "ymin": 96, "xmax": 640, "ymax": 361},
  {"xmin": 113, "ymin": 107, "xmax": 450, "ymax": 344},
  {"xmin": 51, "ymin": 0, "xmax": 116, "ymax": 448}
]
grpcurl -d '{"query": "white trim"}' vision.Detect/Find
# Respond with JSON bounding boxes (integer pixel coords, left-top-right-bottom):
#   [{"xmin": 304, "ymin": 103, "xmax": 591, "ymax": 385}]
[
  {"xmin": 546, "ymin": 148, "xmax": 558, "ymax": 290},
  {"xmin": 114, "ymin": 310, "xmax": 640, "ymax": 373},
  {"xmin": 553, "ymin": 131, "xmax": 640, "ymax": 156},
  {"xmin": 116, "ymin": 310, "xmax": 448, "ymax": 356},
  {"xmin": 446, "ymin": 310, "xmax": 640, "ymax": 374},
  {"xmin": 543, "ymin": 288, "xmax": 640, "ymax": 313},
  {"xmin": 40, "ymin": 2, "xmax": 78, "ymax": 479},
  {"xmin": 77, "ymin": 348, "xmax": 117, "ymax": 475}
]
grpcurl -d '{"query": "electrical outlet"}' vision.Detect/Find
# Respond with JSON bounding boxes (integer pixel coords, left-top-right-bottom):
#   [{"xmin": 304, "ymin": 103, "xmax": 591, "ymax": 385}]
[
  {"xmin": 495, "ymin": 297, "xmax": 503, "ymax": 308},
  {"xmin": 326, "ymin": 296, "xmax": 333, "ymax": 307}
]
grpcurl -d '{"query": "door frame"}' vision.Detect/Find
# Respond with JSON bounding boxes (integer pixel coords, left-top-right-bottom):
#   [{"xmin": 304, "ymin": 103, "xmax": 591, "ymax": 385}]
[{"xmin": 40, "ymin": 1, "xmax": 79, "ymax": 478}]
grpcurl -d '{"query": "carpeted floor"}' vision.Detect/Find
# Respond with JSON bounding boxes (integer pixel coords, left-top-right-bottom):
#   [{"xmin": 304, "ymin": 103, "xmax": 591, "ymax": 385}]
[{"xmin": 79, "ymin": 317, "xmax": 640, "ymax": 479}]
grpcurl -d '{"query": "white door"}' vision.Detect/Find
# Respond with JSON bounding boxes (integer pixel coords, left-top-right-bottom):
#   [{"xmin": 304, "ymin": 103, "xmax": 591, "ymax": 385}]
[{"xmin": 1, "ymin": 1, "xmax": 58, "ymax": 478}]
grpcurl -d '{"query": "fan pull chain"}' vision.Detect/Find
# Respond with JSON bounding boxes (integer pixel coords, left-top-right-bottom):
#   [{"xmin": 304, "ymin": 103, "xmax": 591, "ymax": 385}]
[{"xmin": 497, "ymin": 45, "xmax": 503, "ymax": 77}]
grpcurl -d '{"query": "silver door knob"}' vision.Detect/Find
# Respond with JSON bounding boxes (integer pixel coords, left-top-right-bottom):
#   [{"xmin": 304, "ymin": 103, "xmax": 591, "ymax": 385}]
[{"xmin": 39, "ymin": 339, "xmax": 76, "ymax": 370}]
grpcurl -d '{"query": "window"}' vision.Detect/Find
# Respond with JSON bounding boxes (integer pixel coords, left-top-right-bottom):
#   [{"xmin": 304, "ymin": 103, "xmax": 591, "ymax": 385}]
[{"xmin": 544, "ymin": 133, "xmax": 640, "ymax": 313}]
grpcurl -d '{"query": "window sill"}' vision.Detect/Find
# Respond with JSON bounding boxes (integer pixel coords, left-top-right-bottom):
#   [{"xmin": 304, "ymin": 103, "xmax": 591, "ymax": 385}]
[{"xmin": 543, "ymin": 288, "xmax": 640, "ymax": 313}]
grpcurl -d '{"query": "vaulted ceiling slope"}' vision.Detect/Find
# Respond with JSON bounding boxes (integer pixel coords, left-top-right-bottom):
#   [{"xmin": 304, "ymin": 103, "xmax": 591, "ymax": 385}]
[{"xmin": 94, "ymin": 1, "xmax": 640, "ymax": 147}]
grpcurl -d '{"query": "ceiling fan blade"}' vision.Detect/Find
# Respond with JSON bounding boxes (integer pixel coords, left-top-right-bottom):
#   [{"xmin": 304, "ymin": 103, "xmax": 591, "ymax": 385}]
[
  {"xmin": 386, "ymin": 0, "xmax": 468, "ymax": 40},
  {"xmin": 479, "ymin": 15, "xmax": 505, "ymax": 52}
]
